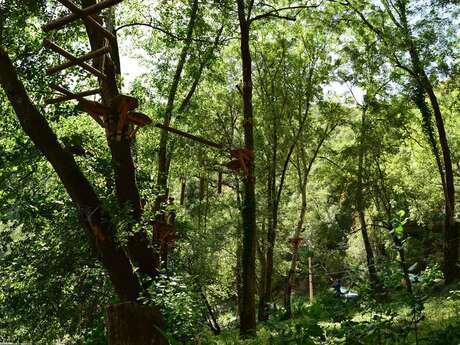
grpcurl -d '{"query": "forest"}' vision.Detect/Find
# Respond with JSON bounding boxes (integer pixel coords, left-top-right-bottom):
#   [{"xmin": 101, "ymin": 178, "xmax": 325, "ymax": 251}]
[{"xmin": 0, "ymin": 0, "xmax": 460, "ymax": 344}]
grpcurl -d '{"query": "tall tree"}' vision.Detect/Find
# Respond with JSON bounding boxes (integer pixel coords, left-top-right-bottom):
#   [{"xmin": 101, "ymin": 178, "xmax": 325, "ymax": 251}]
[
  {"xmin": 356, "ymin": 102, "xmax": 381, "ymax": 292},
  {"xmin": 0, "ymin": 0, "xmax": 172, "ymax": 342},
  {"xmin": 235, "ymin": 0, "xmax": 257, "ymax": 336},
  {"xmin": 234, "ymin": 1, "xmax": 324, "ymax": 327},
  {"xmin": 254, "ymin": 22, "xmax": 332, "ymax": 320},
  {"xmin": 338, "ymin": 0, "xmax": 459, "ymax": 283},
  {"xmin": 284, "ymin": 120, "xmax": 338, "ymax": 318},
  {"xmin": 155, "ymin": 0, "xmax": 199, "ymax": 208}
]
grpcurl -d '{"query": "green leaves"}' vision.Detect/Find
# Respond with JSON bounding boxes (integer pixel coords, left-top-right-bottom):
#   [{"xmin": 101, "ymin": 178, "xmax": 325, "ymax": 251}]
[
  {"xmin": 145, "ymin": 273, "xmax": 206, "ymax": 341},
  {"xmin": 394, "ymin": 223, "xmax": 405, "ymax": 237},
  {"xmin": 393, "ymin": 210, "xmax": 409, "ymax": 237}
]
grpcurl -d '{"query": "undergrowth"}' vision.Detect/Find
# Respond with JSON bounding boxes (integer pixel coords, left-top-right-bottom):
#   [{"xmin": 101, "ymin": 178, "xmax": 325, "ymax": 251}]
[{"xmin": 195, "ymin": 281, "xmax": 460, "ymax": 345}]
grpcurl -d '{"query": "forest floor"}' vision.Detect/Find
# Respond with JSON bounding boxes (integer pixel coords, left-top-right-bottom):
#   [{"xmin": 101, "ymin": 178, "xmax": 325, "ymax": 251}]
[{"xmin": 200, "ymin": 282, "xmax": 460, "ymax": 345}]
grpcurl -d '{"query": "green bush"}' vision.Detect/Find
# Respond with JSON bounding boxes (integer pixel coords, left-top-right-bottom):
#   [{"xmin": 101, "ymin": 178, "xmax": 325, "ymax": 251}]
[
  {"xmin": 144, "ymin": 273, "xmax": 206, "ymax": 343},
  {"xmin": 428, "ymin": 320, "xmax": 460, "ymax": 345},
  {"xmin": 311, "ymin": 290, "xmax": 358, "ymax": 322}
]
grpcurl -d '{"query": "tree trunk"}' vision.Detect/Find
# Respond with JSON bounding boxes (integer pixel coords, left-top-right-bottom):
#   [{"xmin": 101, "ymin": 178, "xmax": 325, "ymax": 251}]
[
  {"xmin": 236, "ymin": 0, "xmax": 257, "ymax": 336},
  {"xmin": 0, "ymin": 47, "xmax": 142, "ymax": 302},
  {"xmin": 235, "ymin": 181, "xmax": 244, "ymax": 323},
  {"xmin": 284, "ymin": 188, "xmax": 306, "ymax": 319},
  {"xmin": 201, "ymin": 292, "xmax": 221, "ymax": 335},
  {"xmin": 259, "ymin": 211, "xmax": 277, "ymax": 322},
  {"xmin": 258, "ymin": 170, "xmax": 275, "ymax": 322},
  {"xmin": 358, "ymin": 211, "xmax": 380, "ymax": 292},
  {"xmin": 155, "ymin": 0, "xmax": 199, "ymax": 208},
  {"xmin": 1, "ymin": 12, "xmax": 169, "ymax": 343},
  {"xmin": 106, "ymin": 302, "xmax": 167, "ymax": 345},
  {"xmin": 257, "ymin": 221, "xmax": 267, "ymax": 321},
  {"xmin": 283, "ymin": 126, "xmax": 335, "ymax": 317},
  {"xmin": 81, "ymin": 0, "xmax": 159, "ymax": 280},
  {"xmin": 259, "ymin": 61, "xmax": 322, "ymax": 321},
  {"xmin": 398, "ymin": 2, "xmax": 459, "ymax": 283},
  {"xmin": 357, "ymin": 109, "xmax": 380, "ymax": 292},
  {"xmin": 422, "ymin": 77, "xmax": 458, "ymax": 283},
  {"xmin": 180, "ymin": 179, "xmax": 186, "ymax": 205}
]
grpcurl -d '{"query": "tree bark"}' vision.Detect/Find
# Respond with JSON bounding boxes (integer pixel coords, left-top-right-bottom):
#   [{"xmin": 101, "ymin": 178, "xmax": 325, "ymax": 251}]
[
  {"xmin": 236, "ymin": 0, "xmax": 257, "ymax": 337},
  {"xmin": 106, "ymin": 302, "xmax": 167, "ymax": 345},
  {"xmin": 81, "ymin": 0, "xmax": 159, "ymax": 280},
  {"xmin": 357, "ymin": 109, "xmax": 380, "ymax": 293},
  {"xmin": 0, "ymin": 46, "xmax": 142, "ymax": 302}
]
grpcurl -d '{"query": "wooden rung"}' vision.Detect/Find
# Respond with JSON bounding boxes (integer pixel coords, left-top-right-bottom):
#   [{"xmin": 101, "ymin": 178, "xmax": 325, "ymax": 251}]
[
  {"xmin": 45, "ymin": 88, "xmax": 101, "ymax": 104},
  {"xmin": 154, "ymin": 123, "xmax": 223, "ymax": 150},
  {"xmin": 42, "ymin": 0, "xmax": 123, "ymax": 32},
  {"xmin": 84, "ymin": 16, "xmax": 117, "ymax": 42},
  {"xmin": 55, "ymin": 0, "xmax": 116, "ymax": 42},
  {"xmin": 87, "ymin": 112, "xmax": 106, "ymax": 128},
  {"xmin": 49, "ymin": 83, "xmax": 103, "ymax": 109},
  {"xmin": 48, "ymin": 85, "xmax": 105, "ymax": 128},
  {"xmin": 47, "ymin": 45, "xmax": 111, "ymax": 75},
  {"xmin": 43, "ymin": 39, "xmax": 106, "ymax": 79},
  {"xmin": 49, "ymin": 83, "xmax": 74, "ymax": 96}
]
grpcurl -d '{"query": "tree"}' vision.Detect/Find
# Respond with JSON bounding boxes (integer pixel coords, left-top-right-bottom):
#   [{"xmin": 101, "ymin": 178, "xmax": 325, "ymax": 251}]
[
  {"xmin": 235, "ymin": 0, "xmax": 257, "ymax": 336},
  {"xmin": 336, "ymin": 0, "xmax": 459, "ymax": 283},
  {"xmin": 0, "ymin": 0, "xmax": 178, "ymax": 342}
]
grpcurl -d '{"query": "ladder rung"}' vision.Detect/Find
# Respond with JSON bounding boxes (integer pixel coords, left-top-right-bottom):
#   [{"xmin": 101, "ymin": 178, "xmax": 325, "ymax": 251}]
[
  {"xmin": 77, "ymin": 100, "xmax": 108, "ymax": 127},
  {"xmin": 46, "ymin": 88, "xmax": 101, "ymax": 104},
  {"xmin": 43, "ymin": 39, "xmax": 106, "ymax": 79},
  {"xmin": 56, "ymin": 0, "xmax": 116, "ymax": 42},
  {"xmin": 42, "ymin": 0, "xmax": 123, "ymax": 32},
  {"xmin": 47, "ymin": 45, "xmax": 111, "ymax": 75},
  {"xmin": 49, "ymin": 83, "xmax": 74, "ymax": 96}
]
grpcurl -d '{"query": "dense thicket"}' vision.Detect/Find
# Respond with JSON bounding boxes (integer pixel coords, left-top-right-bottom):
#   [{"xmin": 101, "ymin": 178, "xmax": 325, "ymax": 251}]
[{"xmin": 0, "ymin": 0, "xmax": 459, "ymax": 344}]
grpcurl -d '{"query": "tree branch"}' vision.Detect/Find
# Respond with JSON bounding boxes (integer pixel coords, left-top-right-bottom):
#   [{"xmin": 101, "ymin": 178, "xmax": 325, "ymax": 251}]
[
  {"xmin": 179, "ymin": 25, "xmax": 224, "ymax": 112},
  {"xmin": 116, "ymin": 21, "xmax": 229, "ymax": 44},
  {"xmin": 250, "ymin": 2, "xmax": 323, "ymax": 23}
]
